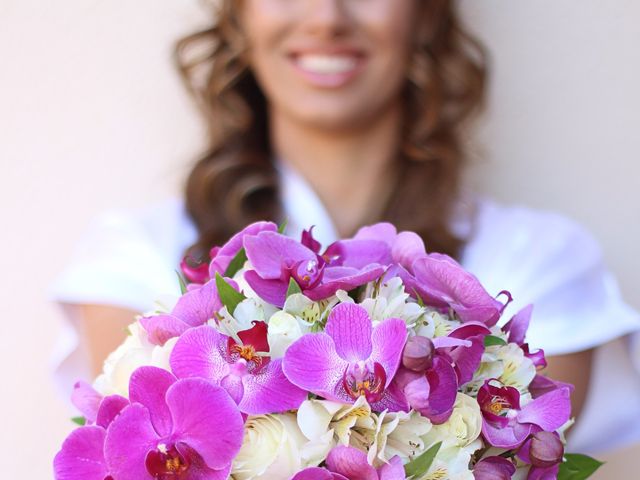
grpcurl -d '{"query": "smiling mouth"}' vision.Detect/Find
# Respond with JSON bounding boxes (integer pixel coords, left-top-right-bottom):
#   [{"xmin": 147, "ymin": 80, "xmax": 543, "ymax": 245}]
[
  {"xmin": 289, "ymin": 53, "xmax": 366, "ymax": 88},
  {"xmin": 295, "ymin": 54, "xmax": 358, "ymax": 74}
]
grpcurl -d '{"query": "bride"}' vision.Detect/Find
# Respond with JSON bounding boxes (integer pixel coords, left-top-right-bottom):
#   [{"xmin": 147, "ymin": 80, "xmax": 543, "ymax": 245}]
[{"xmin": 52, "ymin": 0, "xmax": 639, "ymax": 458}]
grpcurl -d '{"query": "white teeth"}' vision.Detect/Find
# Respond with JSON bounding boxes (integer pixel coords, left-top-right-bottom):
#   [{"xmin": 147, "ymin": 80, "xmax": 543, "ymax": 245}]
[{"xmin": 296, "ymin": 55, "xmax": 357, "ymax": 74}]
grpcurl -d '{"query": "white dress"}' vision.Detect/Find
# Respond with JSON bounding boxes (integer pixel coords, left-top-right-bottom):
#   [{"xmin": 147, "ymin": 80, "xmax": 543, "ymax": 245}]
[{"xmin": 50, "ymin": 164, "xmax": 640, "ymax": 455}]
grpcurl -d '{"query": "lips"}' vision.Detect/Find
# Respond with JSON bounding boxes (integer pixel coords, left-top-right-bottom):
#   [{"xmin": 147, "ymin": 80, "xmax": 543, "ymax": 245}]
[{"xmin": 288, "ymin": 48, "xmax": 367, "ymax": 88}]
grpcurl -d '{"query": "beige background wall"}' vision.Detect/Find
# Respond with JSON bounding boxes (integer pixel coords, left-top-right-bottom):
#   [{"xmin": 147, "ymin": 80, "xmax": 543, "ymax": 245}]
[{"xmin": 1, "ymin": 1, "xmax": 637, "ymax": 477}]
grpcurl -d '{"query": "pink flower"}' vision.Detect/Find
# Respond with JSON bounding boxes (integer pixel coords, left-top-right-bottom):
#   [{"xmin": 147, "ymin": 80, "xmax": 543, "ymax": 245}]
[
  {"xmin": 170, "ymin": 322, "xmax": 307, "ymax": 414},
  {"xmin": 54, "ymin": 387, "xmax": 128, "ymax": 480},
  {"xmin": 292, "ymin": 446, "xmax": 405, "ymax": 480},
  {"xmin": 243, "ymin": 231, "xmax": 385, "ymax": 307},
  {"xmin": 103, "ymin": 367, "xmax": 244, "ymax": 480},
  {"xmin": 478, "ymin": 380, "xmax": 571, "ymax": 449},
  {"xmin": 283, "ymin": 303, "xmax": 407, "ymax": 411}
]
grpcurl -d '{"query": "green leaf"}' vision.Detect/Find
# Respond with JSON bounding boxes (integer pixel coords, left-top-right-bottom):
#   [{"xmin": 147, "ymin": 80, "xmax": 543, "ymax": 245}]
[
  {"xmin": 278, "ymin": 218, "xmax": 289, "ymax": 234},
  {"xmin": 286, "ymin": 277, "xmax": 302, "ymax": 298},
  {"xmin": 224, "ymin": 248, "xmax": 247, "ymax": 278},
  {"xmin": 175, "ymin": 270, "xmax": 188, "ymax": 295},
  {"xmin": 412, "ymin": 289, "xmax": 425, "ymax": 307},
  {"xmin": 215, "ymin": 272, "xmax": 247, "ymax": 316},
  {"xmin": 558, "ymin": 454, "xmax": 604, "ymax": 480},
  {"xmin": 404, "ymin": 442, "xmax": 441, "ymax": 479},
  {"xmin": 484, "ymin": 335, "xmax": 507, "ymax": 347},
  {"xmin": 71, "ymin": 416, "xmax": 86, "ymax": 426}
]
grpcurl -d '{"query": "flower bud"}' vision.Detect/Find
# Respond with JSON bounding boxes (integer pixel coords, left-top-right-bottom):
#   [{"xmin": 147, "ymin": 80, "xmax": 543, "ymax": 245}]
[
  {"xmin": 529, "ymin": 431, "xmax": 564, "ymax": 468},
  {"xmin": 402, "ymin": 336, "xmax": 435, "ymax": 372}
]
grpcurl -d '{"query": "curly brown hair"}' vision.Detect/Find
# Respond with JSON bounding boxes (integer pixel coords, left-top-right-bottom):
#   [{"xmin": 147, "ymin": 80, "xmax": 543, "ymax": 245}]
[{"xmin": 175, "ymin": 0, "xmax": 488, "ymax": 259}]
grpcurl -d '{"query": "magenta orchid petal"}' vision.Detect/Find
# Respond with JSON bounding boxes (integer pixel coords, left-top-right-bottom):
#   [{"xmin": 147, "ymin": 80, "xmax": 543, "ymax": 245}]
[
  {"xmin": 244, "ymin": 231, "xmax": 315, "ymax": 279},
  {"xmin": 391, "ymin": 231, "xmax": 426, "ymax": 271},
  {"xmin": 95, "ymin": 394, "xmax": 129, "ymax": 429},
  {"xmin": 172, "ymin": 279, "xmax": 223, "ymax": 327},
  {"xmin": 448, "ymin": 335, "xmax": 485, "ymax": 385},
  {"xmin": 140, "ymin": 314, "xmax": 190, "ymax": 346},
  {"xmin": 323, "ymin": 239, "xmax": 392, "ymax": 269},
  {"xmin": 326, "ymin": 446, "xmax": 378, "ymax": 480},
  {"xmin": 71, "ymin": 381, "xmax": 102, "ymax": 424},
  {"xmin": 105, "ymin": 404, "xmax": 160, "ymax": 480},
  {"xmin": 401, "ymin": 372, "xmax": 431, "ymax": 411},
  {"xmin": 283, "ymin": 333, "xmax": 349, "ymax": 400},
  {"xmin": 482, "ymin": 420, "xmax": 533, "ymax": 449},
  {"xmin": 54, "ymin": 426, "xmax": 109, "ymax": 480},
  {"xmin": 422, "ymin": 357, "xmax": 458, "ymax": 423},
  {"xmin": 354, "ymin": 222, "xmax": 398, "ymax": 244},
  {"xmin": 291, "ymin": 468, "xmax": 344, "ymax": 480},
  {"xmin": 239, "ymin": 358, "xmax": 307, "ymax": 414},
  {"xmin": 432, "ymin": 337, "xmax": 472, "ymax": 349},
  {"xmin": 129, "ymin": 367, "xmax": 177, "ymax": 438},
  {"xmin": 518, "ymin": 387, "xmax": 572, "ymax": 432},
  {"xmin": 369, "ymin": 318, "xmax": 408, "ymax": 386},
  {"xmin": 166, "ymin": 378, "xmax": 244, "ymax": 470},
  {"xmin": 378, "ymin": 456, "xmax": 406, "ymax": 480},
  {"xmin": 325, "ymin": 303, "xmax": 374, "ymax": 361},
  {"xmin": 170, "ymin": 326, "xmax": 230, "ymax": 383},
  {"xmin": 371, "ymin": 379, "xmax": 411, "ymax": 413},
  {"xmin": 473, "ymin": 456, "xmax": 516, "ymax": 480},
  {"xmin": 209, "ymin": 221, "xmax": 277, "ymax": 277},
  {"xmin": 411, "ymin": 254, "xmax": 503, "ymax": 326},
  {"xmin": 504, "ymin": 304, "xmax": 534, "ymax": 345},
  {"xmin": 528, "ymin": 375, "xmax": 574, "ymax": 399},
  {"xmin": 527, "ymin": 464, "xmax": 560, "ymax": 480},
  {"xmin": 305, "ymin": 264, "xmax": 385, "ymax": 301},
  {"xmin": 244, "ymin": 270, "xmax": 289, "ymax": 307}
]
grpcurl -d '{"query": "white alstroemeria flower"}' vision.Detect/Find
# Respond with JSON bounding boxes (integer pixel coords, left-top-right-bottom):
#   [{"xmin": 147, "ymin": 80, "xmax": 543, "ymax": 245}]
[
  {"xmin": 232, "ymin": 413, "xmax": 308, "ymax": 480},
  {"xmin": 462, "ymin": 355, "xmax": 504, "ymax": 397},
  {"xmin": 296, "ymin": 397, "xmax": 375, "ymax": 465},
  {"xmin": 232, "ymin": 263, "xmax": 280, "ymax": 316},
  {"xmin": 283, "ymin": 292, "xmax": 338, "ymax": 330},
  {"xmin": 495, "ymin": 343, "xmax": 536, "ymax": 392},
  {"xmin": 422, "ymin": 393, "xmax": 482, "ymax": 450},
  {"xmin": 421, "ymin": 443, "xmax": 476, "ymax": 480},
  {"xmin": 428, "ymin": 309, "xmax": 462, "ymax": 337},
  {"xmin": 93, "ymin": 321, "xmax": 175, "ymax": 397},
  {"xmin": 367, "ymin": 409, "xmax": 432, "ymax": 467},
  {"xmin": 361, "ymin": 277, "xmax": 427, "ymax": 326},
  {"xmin": 267, "ymin": 311, "xmax": 306, "ymax": 358}
]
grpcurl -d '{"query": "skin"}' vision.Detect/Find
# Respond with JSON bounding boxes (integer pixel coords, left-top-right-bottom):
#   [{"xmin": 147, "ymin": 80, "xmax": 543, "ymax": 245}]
[{"xmin": 79, "ymin": 0, "xmax": 592, "ymax": 420}]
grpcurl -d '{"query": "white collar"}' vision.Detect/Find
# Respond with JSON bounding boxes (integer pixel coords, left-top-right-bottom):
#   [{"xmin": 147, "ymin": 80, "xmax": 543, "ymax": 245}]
[{"xmin": 276, "ymin": 161, "xmax": 339, "ymax": 248}]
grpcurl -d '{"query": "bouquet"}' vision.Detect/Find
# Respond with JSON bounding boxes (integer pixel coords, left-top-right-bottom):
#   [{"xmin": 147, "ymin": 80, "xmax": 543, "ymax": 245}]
[{"xmin": 54, "ymin": 222, "xmax": 602, "ymax": 479}]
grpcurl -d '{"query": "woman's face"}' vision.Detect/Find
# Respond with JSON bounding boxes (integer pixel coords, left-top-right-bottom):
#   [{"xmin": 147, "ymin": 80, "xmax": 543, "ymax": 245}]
[{"xmin": 239, "ymin": 0, "xmax": 418, "ymax": 131}]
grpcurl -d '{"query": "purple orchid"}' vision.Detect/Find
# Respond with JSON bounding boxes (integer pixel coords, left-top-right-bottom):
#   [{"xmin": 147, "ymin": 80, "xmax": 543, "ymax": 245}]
[
  {"xmin": 401, "ymin": 253, "xmax": 510, "ymax": 326},
  {"xmin": 478, "ymin": 379, "xmax": 571, "ymax": 449},
  {"xmin": 516, "ymin": 431, "xmax": 564, "ymax": 480},
  {"xmin": 283, "ymin": 303, "xmax": 407, "ymax": 411},
  {"xmin": 54, "ymin": 387, "xmax": 128, "ymax": 480},
  {"xmin": 504, "ymin": 304, "xmax": 547, "ymax": 369},
  {"xmin": 104, "ymin": 367, "xmax": 243, "ymax": 480},
  {"xmin": 342, "ymin": 223, "xmax": 510, "ymax": 326},
  {"xmin": 179, "ymin": 222, "xmax": 277, "ymax": 284},
  {"xmin": 170, "ymin": 322, "xmax": 307, "ymax": 414},
  {"xmin": 393, "ymin": 322, "xmax": 490, "ymax": 423},
  {"xmin": 243, "ymin": 230, "xmax": 385, "ymax": 307},
  {"xmin": 292, "ymin": 446, "xmax": 405, "ymax": 480},
  {"xmin": 140, "ymin": 277, "xmax": 229, "ymax": 346},
  {"xmin": 473, "ymin": 456, "xmax": 516, "ymax": 480}
]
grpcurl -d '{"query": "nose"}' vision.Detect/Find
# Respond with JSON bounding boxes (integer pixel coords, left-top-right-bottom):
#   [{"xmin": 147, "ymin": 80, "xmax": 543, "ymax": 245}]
[{"xmin": 302, "ymin": 0, "xmax": 353, "ymax": 37}]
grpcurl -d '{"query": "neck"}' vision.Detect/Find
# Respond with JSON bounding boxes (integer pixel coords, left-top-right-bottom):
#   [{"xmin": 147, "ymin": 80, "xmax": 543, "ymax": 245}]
[{"xmin": 270, "ymin": 104, "xmax": 403, "ymax": 237}]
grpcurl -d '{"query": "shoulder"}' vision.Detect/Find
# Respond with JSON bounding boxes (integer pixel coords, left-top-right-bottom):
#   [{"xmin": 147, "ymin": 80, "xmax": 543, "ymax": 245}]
[
  {"xmin": 462, "ymin": 196, "xmax": 602, "ymax": 281},
  {"xmin": 51, "ymin": 197, "xmax": 197, "ymax": 311},
  {"xmin": 462, "ymin": 197, "xmax": 640, "ymax": 353}
]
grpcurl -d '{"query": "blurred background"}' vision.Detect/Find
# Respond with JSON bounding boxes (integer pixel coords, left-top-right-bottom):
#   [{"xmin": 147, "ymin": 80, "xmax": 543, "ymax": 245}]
[{"xmin": 1, "ymin": 0, "xmax": 638, "ymax": 477}]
